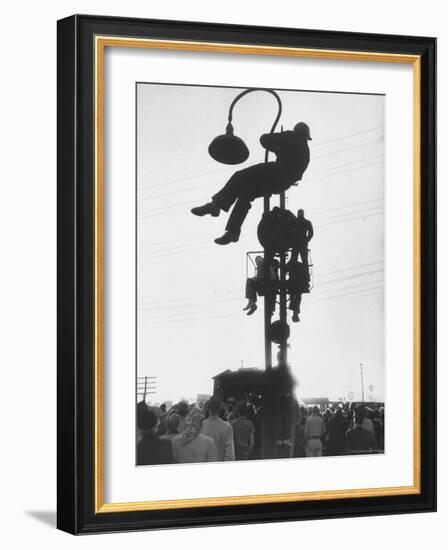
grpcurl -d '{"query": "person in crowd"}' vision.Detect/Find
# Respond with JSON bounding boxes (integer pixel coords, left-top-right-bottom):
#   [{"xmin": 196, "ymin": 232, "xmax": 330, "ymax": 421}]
[
  {"xmin": 354, "ymin": 405, "xmax": 377, "ymax": 449},
  {"xmin": 159, "ymin": 413, "xmax": 181, "ymax": 441},
  {"xmin": 136, "ymin": 402, "xmax": 174, "ymax": 465},
  {"xmin": 191, "ymin": 123, "xmax": 312, "ymax": 245},
  {"xmin": 246, "ymin": 403, "xmax": 255, "ymax": 421},
  {"xmin": 136, "ymin": 400, "xmax": 148, "ymax": 444},
  {"xmin": 250, "ymin": 404, "xmax": 262, "ymax": 460},
  {"xmin": 172, "ymin": 407, "xmax": 218, "ymax": 463},
  {"xmin": 292, "ymin": 410, "xmax": 307, "ymax": 458},
  {"xmin": 225, "ymin": 400, "xmax": 236, "ymax": 422},
  {"xmin": 243, "ymin": 255, "xmax": 278, "ymax": 316},
  {"xmin": 345, "ymin": 414, "xmax": 376, "ymax": 453},
  {"xmin": 326, "ymin": 408, "xmax": 347, "ymax": 456},
  {"xmin": 362, "ymin": 408, "xmax": 375, "ymax": 435},
  {"xmin": 373, "ymin": 408, "xmax": 385, "ymax": 451},
  {"xmin": 231, "ymin": 402, "xmax": 255, "ymax": 460},
  {"xmin": 156, "ymin": 403, "xmax": 168, "ymax": 436},
  {"xmin": 323, "ymin": 408, "xmax": 333, "ymax": 426},
  {"xmin": 202, "ymin": 396, "xmax": 235, "ymax": 461},
  {"xmin": 177, "ymin": 401, "xmax": 189, "ymax": 434},
  {"xmin": 304, "ymin": 405, "xmax": 326, "ymax": 457}
]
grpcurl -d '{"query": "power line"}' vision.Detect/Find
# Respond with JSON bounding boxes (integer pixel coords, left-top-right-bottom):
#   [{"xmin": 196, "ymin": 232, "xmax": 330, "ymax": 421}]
[
  {"xmin": 304, "ymin": 153, "xmax": 383, "ymax": 176},
  {"xmin": 138, "ymin": 159, "xmax": 383, "ymax": 218},
  {"xmin": 305, "ymin": 285, "xmax": 383, "ymax": 306},
  {"xmin": 140, "ymin": 284, "xmax": 383, "ymax": 325},
  {"xmin": 138, "ymin": 163, "xmax": 384, "ymax": 225},
  {"xmin": 302, "ymin": 161, "xmax": 383, "ymax": 185},
  {"xmin": 138, "ymin": 140, "xmax": 383, "ymax": 202},
  {"xmin": 138, "ymin": 258, "xmax": 384, "ymax": 308},
  {"xmin": 139, "ymin": 275, "xmax": 384, "ymax": 317},
  {"xmin": 138, "ymin": 197, "xmax": 383, "ymax": 238},
  {"xmin": 311, "ymin": 138, "xmax": 382, "ymax": 161},
  {"xmin": 140, "ymin": 201, "xmax": 384, "ymax": 253},
  {"xmin": 137, "ymin": 259, "xmax": 385, "ymax": 314},
  {"xmin": 313, "ymin": 279, "xmax": 383, "ymax": 295},
  {"xmin": 141, "ymin": 210, "xmax": 383, "ymax": 260},
  {"xmin": 138, "ymin": 273, "xmax": 384, "ymax": 314},
  {"xmin": 315, "ymin": 204, "xmax": 382, "ymax": 222},
  {"xmin": 311, "ymin": 126, "xmax": 382, "ymax": 148},
  {"xmin": 138, "ymin": 126, "xmax": 383, "ymax": 192},
  {"xmin": 316, "ymin": 260, "xmax": 383, "ymax": 278},
  {"xmin": 308, "ymin": 198, "xmax": 383, "ymax": 217},
  {"xmin": 315, "ymin": 269, "xmax": 384, "ymax": 286},
  {"xmin": 139, "ymin": 207, "xmax": 383, "ymax": 258},
  {"xmin": 319, "ymin": 211, "xmax": 383, "ymax": 228}
]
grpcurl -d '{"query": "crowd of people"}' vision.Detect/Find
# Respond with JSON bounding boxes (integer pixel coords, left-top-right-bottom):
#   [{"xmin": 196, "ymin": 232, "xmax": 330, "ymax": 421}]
[
  {"xmin": 294, "ymin": 402, "xmax": 385, "ymax": 458},
  {"xmin": 136, "ymin": 397, "xmax": 384, "ymax": 466},
  {"xmin": 137, "ymin": 397, "xmax": 256, "ymax": 465}
]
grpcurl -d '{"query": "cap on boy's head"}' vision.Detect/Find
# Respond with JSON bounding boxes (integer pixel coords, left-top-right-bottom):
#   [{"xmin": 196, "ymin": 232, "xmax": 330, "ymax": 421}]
[{"xmin": 293, "ymin": 122, "xmax": 312, "ymax": 140}]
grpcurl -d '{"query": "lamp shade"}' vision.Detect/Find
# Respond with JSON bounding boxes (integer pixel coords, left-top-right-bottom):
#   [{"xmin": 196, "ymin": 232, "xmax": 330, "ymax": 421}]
[{"xmin": 208, "ymin": 123, "xmax": 249, "ymax": 165}]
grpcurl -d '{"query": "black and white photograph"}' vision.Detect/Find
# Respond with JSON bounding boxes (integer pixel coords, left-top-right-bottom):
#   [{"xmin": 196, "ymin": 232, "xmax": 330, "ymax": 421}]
[
  {"xmin": 136, "ymin": 83, "xmax": 385, "ymax": 466},
  {"xmin": 52, "ymin": 9, "xmax": 436, "ymax": 537}
]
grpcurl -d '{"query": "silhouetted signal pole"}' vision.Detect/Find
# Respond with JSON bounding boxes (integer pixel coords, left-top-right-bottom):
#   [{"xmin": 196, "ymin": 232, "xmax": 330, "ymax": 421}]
[
  {"xmin": 263, "ymin": 193, "xmax": 272, "ymax": 370},
  {"xmin": 278, "ymin": 191, "xmax": 288, "ymax": 367},
  {"xmin": 204, "ymin": 87, "xmax": 304, "ymax": 460}
]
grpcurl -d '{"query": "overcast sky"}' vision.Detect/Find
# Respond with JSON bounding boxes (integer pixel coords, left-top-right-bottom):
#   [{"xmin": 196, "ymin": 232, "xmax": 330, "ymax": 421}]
[{"xmin": 136, "ymin": 83, "xmax": 385, "ymax": 404}]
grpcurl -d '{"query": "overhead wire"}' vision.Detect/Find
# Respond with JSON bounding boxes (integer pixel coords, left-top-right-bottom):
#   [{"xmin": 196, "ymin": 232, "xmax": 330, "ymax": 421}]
[
  {"xmin": 140, "ymin": 209, "xmax": 384, "ymax": 260},
  {"xmin": 140, "ymin": 199, "xmax": 384, "ymax": 254},
  {"xmin": 140, "ymin": 285, "xmax": 383, "ymax": 325},
  {"xmin": 139, "ymin": 157, "xmax": 383, "ymax": 217},
  {"xmin": 139, "ymin": 270, "xmax": 384, "ymax": 316},
  {"xmin": 138, "ymin": 126, "xmax": 383, "ymax": 192},
  {"xmin": 138, "ymin": 198, "xmax": 383, "ymax": 250},
  {"xmin": 137, "ymin": 259, "xmax": 385, "ymax": 316},
  {"xmin": 136, "ymin": 125, "xmax": 385, "ymax": 324},
  {"xmin": 138, "ymin": 143, "xmax": 383, "ymax": 202}
]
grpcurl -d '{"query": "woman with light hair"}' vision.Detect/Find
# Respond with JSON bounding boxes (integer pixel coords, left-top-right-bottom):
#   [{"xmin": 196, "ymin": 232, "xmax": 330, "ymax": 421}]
[{"xmin": 172, "ymin": 408, "xmax": 218, "ymax": 463}]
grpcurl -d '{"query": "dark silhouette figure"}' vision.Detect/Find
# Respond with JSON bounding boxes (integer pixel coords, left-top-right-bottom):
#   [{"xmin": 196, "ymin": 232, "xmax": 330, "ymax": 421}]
[
  {"xmin": 287, "ymin": 260, "xmax": 308, "ymax": 323},
  {"xmin": 326, "ymin": 409, "xmax": 348, "ymax": 455},
  {"xmin": 136, "ymin": 403, "xmax": 174, "ymax": 465},
  {"xmin": 345, "ymin": 415, "xmax": 376, "ymax": 454},
  {"xmin": 231, "ymin": 402, "xmax": 255, "ymax": 460},
  {"xmin": 191, "ymin": 122, "xmax": 311, "ymax": 244},
  {"xmin": 373, "ymin": 408, "xmax": 385, "ymax": 451},
  {"xmin": 244, "ymin": 256, "xmax": 278, "ymax": 316},
  {"xmin": 290, "ymin": 208, "xmax": 314, "ymax": 280}
]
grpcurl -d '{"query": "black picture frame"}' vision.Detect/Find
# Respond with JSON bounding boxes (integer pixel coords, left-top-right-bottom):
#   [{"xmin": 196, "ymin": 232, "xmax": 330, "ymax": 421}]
[{"xmin": 57, "ymin": 14, "xmax": 436, "ymax": 534}]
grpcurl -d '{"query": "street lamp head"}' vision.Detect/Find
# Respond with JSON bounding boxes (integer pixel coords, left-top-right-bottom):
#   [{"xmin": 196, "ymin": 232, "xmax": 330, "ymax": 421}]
[{"xmin": 208, "ymin": 122, "xmax": 250, "ymax": 165}]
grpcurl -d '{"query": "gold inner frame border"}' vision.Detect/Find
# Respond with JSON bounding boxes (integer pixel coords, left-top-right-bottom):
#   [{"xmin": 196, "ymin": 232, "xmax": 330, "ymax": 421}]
[{"xmin": 94, "ymin": 35, "xmax": 421, "ymax": 514}]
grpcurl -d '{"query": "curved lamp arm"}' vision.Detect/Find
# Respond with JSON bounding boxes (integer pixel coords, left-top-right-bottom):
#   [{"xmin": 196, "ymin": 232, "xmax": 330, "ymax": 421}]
[{"xmin": 227, "ymin": 88, "xmax": 283, "ymax": 162}]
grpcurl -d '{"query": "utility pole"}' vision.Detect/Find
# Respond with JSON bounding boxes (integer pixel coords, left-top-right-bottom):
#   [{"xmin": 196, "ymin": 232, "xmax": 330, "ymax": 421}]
[
  {"xmin": 278, "ymin": 191, "xmax": 288, "ymax": 367},
  {"xmin": 206, "ymin": 88, "xmax": 298, "ymax": 460},
  {"xmin": 137, "ymin": 375, "xmax": 157, "ymax": 402},
  {"xmin": 210, "ymin": 87, "xmax": 282, "ymax": 372},
  {"xmin": 359, "ymin": 362, "xmax": 365, "ymax": 402},
  {"xmin": 263, "ymin": 194, "xmax": 272, "ymax": 370}
]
